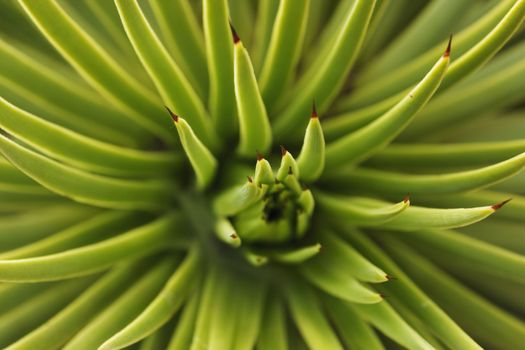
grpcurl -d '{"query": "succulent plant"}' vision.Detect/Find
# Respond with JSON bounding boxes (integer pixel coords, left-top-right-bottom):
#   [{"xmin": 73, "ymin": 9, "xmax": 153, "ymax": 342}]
[{"xmin": 1, "ymin": 0, "xmax": 525, "ymax": 349}]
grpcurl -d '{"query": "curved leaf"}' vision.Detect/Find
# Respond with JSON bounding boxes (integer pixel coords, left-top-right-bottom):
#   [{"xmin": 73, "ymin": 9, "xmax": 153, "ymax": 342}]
[
  {"xmin": 0, "ymin": 98, "xmax": 180, "ymax": 176},
  {"xmin": 316, "ymin": 192, "xmax": 410, "ymax": 225},
  {"xmin": 234, "ymin": 37, "xmax": 272, "ymax": 156},
  {"xmin": 0, "ymin": 214, "xmax": 180, "ymax": 282},
  {"xmin": 17, "ymin": 0, "xmax": 175, "ymax": 143},
  {"xmin": 63, "ymin": 257, "xmax": 177, "ymax": 350},
  {"xmin": 114, "ymin": 0, "xmax": 217, "ymax": 148},
  {"xmin": 325, "ymin": 45, "xmax": 450, "ymax": 169},
  {"xmin": 273, "ymin": 0, "xmax": 376, "ymax": 140},
  {"xmin": 259, "ymin": 0, "xmax": 310, "ymax": 105},
  {"xmin": 284, "ymin": 279, "xmax": 344, "ymax": 350},
  {"xmin": 99, "ymin": 248, "xmax": 201, "ymax": 350},
  {"xmin": 327, "ymin": 152, "xmax": 525, "ymax": 196},
  {"xmin": 0, "ymin": 133, "xmax": 174, "ymax": 210}
]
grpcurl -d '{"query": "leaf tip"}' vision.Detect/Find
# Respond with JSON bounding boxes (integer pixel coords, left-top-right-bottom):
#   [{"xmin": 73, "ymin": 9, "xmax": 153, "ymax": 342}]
[
  {"xmin": 492, "ymin": 198, "xmax": 512, "ymax": 210},
  {"xmin": 165, "ymin": 106, "xmax": 178, "ymax": 122},
  {"xmin": 444, "ymin": 34, "xmax": 453, "ymax": 57},
  {"xmin": 256, "ymin": 150, "xmax": 264, "ymax": 161},
  {"xmin": 230, "ymin": 22, "xmax": 241, "ymax": 44},
  {"xmin": 280, "ymin": 145, "xmax": 287, "ymax": 157},
  {"xmin": 311, "ymin": 100, "xmax": 318, "ymax": 119}
]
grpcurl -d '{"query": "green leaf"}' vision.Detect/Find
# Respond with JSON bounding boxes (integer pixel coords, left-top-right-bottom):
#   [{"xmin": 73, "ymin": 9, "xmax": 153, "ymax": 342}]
[
  {"xmin": 265, "ymin": 243, "xmax": 321, "ymax": 264},
  {"xmin": 0, "ymin": 277, "xmax": 95, "ymax": 348},
  {"xmin": 0, "ymin": 98, "xmax": 180, "ymax": 177},
  {"xmin": 213, "ymin": 179, "xmax": 262, "ymax": 217},
  {"xmin": 17, "ymin": 0, "xmax": 175, "ymax": 144},
  {"xmin": 284, "ymin": 279, "xmax": 344, "ymax": 350},
  {"xmin": 231, "ymin": 275, "xmax": 267, "ymax": 350},
  {"xmin": 0, "ymin": 133, "xmax": 174, "ymax": 210},
  {"xmin": 203, "ymin": 0, "xmax": 237, "ymax": 139},
  {"xmin": 251, "ymin": 0, "xmax": 280, "ymax": 72},
  {"xmin": 234, "ymin": 38, "xmax": 272, "ymax": 157},
  {"xmin": 273, "ymin": 0, "xmax": 376, "ymax": 140},
  {"xmin": 0, "ymin": 205, "xmax": 97, "ymax": 252},
  {"xmin": 259, "ymin": 0, "xmax": 310, "ymax": 106},
  {"xmin": 382, "ymin": 238, "xmax": 525, "ymax": 348},
  {"xmin": 0, "ymin": 40, "xmax": 146, "ymax": 145},
  {"xmin": 167, "ymin": 285, "xmax": 200, "ymax": 350},
  {"xmin": 366, "ymin": 140, "xmax": 525, "ymax": 169},
  {"xmin": 214, "ymin": 218, "xmax": 242, "ymax": 248},
  {"xmin": 256, "ymin": 293, "xmax": 288, "ymax": 350},
  {"xmin": 254, "ymin": 156, "xmax": 275, "ymax": 185},
  {"xmin": 169, "ymin": 111, "xmax": 217, "ymax": 190},
  {"xmin": 317, "ymin": 230, "xmax": 388, "ymax": 283},
  {"xmin": 99, "ymin": 248, "xmax": 201, "ymax": 350},
  {"xmin": 64, "ymin": 257, "xmax": 177, "ymax": 350},
  {"xmin": 352, "ymin": 301, "xmax": 434, "ymax": 350},
  {"xmin": 114, "ymin": 0, "xmax": 217, "ymax": 149},
  {"xmin": 148, "ymin": 0, "xmax": 208, "ymax": 99},
  {"xmin": 344, "ymin": 230, "xmax": 483, "ymax": 350},
  {"xmin": 327, "ymin": 152, "xmax": 525, "ymax": 196},
  {"xmin": 5, "ymin": 262, "xmax": 145, "ymax": 350},
  {"xmin": 297, "ymin": 111, "xmax": 325, "ymax": 182},
  {"xmin": 0, "ymin": 214, "xmax": 181, "ymax": 282},
  {"xmin": 402, "ymin": 41, "xmax": 525, "ymax": 139},
  {"xmin": 399, "ymin": 229, "xmax": 525, "ymax": 283},
  {"xmin": 324, "ymin": 297, "xmax": 385, "ymax": 350},
  {"xmin": 344, "ymin": 0, "xmax": 520, "ymax": 108},
  {"xmin": 363, "ymin": 0, "xmax": 472, "ymax": 80},
  {"xmin": 299, "ymin": 252, "xmax": 383, "ymax": 304},
  {"xmin": 316, "ymin": 192, "xmax": 410, "ymax": 225},
  {"xmin": 276, "ymin": 147, "xmax": 299, "ymax": 181},
  {"xmin": 325, "ymin": 45, "xmax": 450, "ymax": 169},
  {"xmin": 0, "ymin": 211, "xmax": 143, "ymax": 259},
  {"xmin": 375, "ymin": 202, "xmax": 500, "ymax": 231}
]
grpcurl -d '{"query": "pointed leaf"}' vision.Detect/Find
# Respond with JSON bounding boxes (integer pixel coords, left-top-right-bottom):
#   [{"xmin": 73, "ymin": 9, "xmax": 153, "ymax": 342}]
[
  {"xmin": 114, "ymin": 0, "xmax": 217, "ymax": 148},
  {"xmin": 0, "ymin": 214, "xmax": 180, "ymax": 282},
  {"xmin": 99, "ymin": 248, "xmax": 201, "ymax": 350},
  {"xmin": 0, "ymin": 133, "xmax": 174, "ymax": 210},
  {"xmin": 325, "ymin": 45, "xmax": 450, "ymax": 169},
  {"xmin": 234, "ymin": 39, "xmax": 272, "ymax": 156},
  {"xmin": 170, "ymin": 112, "xmax": 217, "ymax": 190}
]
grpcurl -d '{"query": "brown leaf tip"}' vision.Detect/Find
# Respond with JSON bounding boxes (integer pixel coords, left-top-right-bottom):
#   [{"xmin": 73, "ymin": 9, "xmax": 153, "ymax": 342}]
[
  {"xmin": 492, "ymin": 198, "xmax": 512, "ymax": 210},
  {"xmin": 311, "ymin": 100, "xmax": 318, "ymax": 119},
  {"xmin": 230, "ymin": 233, "xmax": 238, "ymax": 239},
  {"xmin": 280, "ymin": 145, "xmax": 287, "ymax": 157},
  {"xmin": 403, "ymin": 195, "xmax": 410, "ymax": 204},
  {"xmin": 444, "ymin": 34, "xmax": 452, "ymax": 57},
  {"xmin": 256, "ymin": 151, "xmax": 264, "ymax": 161},
  {"xmin": 230, "ymin": 23, "xmax": 240, "ymax": 44},
  {"xmin": 247, "ymin": 176, "xmax": 253, "ymax": 183},
  {"xmin": 165, "ymin": 106, "xmax": 179, "ymax": 122},
  {"xmin": 386, "ymin": 275, "xmax": 397, "ymax": 281}
]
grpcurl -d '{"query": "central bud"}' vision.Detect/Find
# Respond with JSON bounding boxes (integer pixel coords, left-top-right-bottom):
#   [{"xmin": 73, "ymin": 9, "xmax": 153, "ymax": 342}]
[
  {"xmin": 213, "ymin": 149, "xmax": 314, "ymax": 247},
  {"xmin": 207, "ymin": 105, "xmax": 324, "ymax": 266}
]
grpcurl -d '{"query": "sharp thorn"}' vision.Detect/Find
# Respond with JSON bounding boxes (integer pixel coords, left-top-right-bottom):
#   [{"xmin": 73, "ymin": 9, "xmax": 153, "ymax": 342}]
[
  {"xmin": 311, "ymin": 100, "xmax": 318, "ymax": 119},
  {"xmin": 280, "ymin": 145, "xmax": 287, "ymax": 157},
  {"xmin": 165, "ymin": 106, "xmax": 178, "ymax": 122},
  {"xmin": 444, "ymin": 34, "xmax": 453, "ymax": 57},
  {"xmin": 492, "ymin": 198, "xmax": 512, "ymax": 210},
  {"xmin": 230, "ymin": 22, "xmax": 240, "ymax": 44}
]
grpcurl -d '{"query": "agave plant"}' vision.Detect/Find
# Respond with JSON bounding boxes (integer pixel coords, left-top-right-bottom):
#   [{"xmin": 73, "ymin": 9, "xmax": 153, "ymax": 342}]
[{"xmin": 1, "ymin": 0, "xmax": 524, "ymax": 349}]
